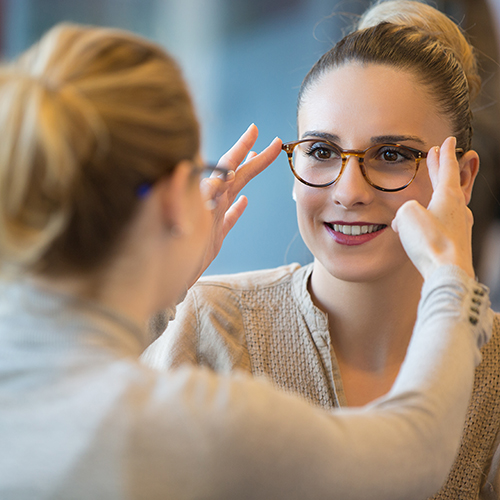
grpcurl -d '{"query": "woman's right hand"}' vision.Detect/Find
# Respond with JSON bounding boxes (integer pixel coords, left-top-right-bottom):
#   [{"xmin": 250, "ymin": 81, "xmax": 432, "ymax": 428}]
[
  {"xmin": 192, "ymin": 124, "xmax": 282, "ymax": 284},
  {"xmin": 391, "ymin": 136, "xmax": 475, "ymax": 280}
]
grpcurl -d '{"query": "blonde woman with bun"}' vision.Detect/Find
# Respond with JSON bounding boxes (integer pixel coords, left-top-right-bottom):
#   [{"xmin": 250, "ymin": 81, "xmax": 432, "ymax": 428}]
[
  {"xmin": 145, "ymin": 1, "xmax": 500, "ymax": 498},
  {"xmin": 0, "ymin": 19, "xmax": 493, "ymax": 500}
]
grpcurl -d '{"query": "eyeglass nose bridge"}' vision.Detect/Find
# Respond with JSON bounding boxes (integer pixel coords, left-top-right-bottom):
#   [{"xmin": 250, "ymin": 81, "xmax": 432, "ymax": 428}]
[
  {"xmin": 341, "ymin": 149, "xmax": 368, "ymax": 162},
  {"xmin": 334, "ymin": 150, "xmax": 369, "ymax": 186}
]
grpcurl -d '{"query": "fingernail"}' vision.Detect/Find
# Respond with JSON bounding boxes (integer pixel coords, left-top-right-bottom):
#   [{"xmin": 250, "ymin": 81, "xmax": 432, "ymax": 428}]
[
  {"xmin": 226, "ymin": 170, "xmax": 235, "ymax": 180},
  {"xmin": 434, "ymin": 146, "xmax": 440, "ymax": 154}
]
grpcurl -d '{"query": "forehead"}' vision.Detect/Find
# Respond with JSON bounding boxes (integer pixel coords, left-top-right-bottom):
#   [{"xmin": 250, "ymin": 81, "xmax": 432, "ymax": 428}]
[{"xmin": 298, "ymin": 62, "xmax": 452, "ymax": 147}]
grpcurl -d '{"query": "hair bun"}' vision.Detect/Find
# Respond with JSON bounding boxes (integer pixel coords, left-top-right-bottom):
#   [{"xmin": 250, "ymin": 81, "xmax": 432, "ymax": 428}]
[
  {"xmin": 357, "ymin": 0, "xmax": 480, "ymax": 102},
  {"xmin": 0, "ymin": 23, "xmax": 200, "ymax": 276}
]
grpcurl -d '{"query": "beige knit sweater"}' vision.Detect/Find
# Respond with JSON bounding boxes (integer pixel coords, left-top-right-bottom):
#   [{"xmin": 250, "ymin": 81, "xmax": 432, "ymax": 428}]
[{"xmin": 144, "ymin": 263, "xmax": 500, "ymax": 499}]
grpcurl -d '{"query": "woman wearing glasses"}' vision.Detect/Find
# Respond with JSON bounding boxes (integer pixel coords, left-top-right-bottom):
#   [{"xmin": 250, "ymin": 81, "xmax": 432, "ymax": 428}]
[{"xmin": 144, "ymin": 1, "xmax": 500, "ymax": 498}]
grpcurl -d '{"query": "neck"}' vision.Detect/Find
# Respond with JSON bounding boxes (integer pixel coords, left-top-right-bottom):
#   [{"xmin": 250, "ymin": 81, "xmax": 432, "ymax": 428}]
[
  {"xmin": 24, "ymin": 189, "xmax": 192, "ymax": 337},
  {"xmin": 30, "ymin": 242, "xmax": 171, "ymax": 333},
  {"xmin": 309, "ymin": 258, "xmax": 423, "ymax": 372},
  {"xmin": 30, "ymin": 265, "xmax": 152, "ymax": 332}
]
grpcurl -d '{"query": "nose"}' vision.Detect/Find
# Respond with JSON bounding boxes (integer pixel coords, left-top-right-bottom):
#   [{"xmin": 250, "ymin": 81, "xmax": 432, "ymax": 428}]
[{"xmin": 331, "ymin": 155, "xmax": 374, "ymax": 208}]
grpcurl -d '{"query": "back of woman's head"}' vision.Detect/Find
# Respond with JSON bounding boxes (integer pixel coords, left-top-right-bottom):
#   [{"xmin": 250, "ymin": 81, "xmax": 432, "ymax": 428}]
[
  {"xmin": 299, "ymin": 0, "xmax": 480, "ymax": 151},
  {"xmin": 0, "ymin": 23, "xmax": 199, "ymax": 276}
]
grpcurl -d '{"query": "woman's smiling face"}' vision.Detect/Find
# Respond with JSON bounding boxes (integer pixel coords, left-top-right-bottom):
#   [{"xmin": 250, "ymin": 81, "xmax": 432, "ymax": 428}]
[{"xmin": 295, "ymin": 62, "xmax": 458, "ymax": 283}]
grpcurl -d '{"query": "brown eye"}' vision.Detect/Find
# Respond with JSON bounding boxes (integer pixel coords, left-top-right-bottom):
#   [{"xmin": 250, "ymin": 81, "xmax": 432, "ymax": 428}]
[
  {"xmin": 305, "ymin": 142, "xmax": 340, "ymax": 161},
  {"xmin": 313, "ymin": 148, "xmax": 332, "ymax": 160},
  {"xmin": 375, "ymin": 146, "xmax": 414, "ymax": 164},
  {"xmin": 382, "ymin": 150, "xmax": 399, "ymax": 162}
]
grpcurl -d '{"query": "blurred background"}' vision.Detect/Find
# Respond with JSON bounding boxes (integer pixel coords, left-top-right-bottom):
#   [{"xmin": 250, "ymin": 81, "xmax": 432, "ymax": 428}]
[{"xmin": 1, "ymin": 0, "xmax": 500, "ymax": 303}]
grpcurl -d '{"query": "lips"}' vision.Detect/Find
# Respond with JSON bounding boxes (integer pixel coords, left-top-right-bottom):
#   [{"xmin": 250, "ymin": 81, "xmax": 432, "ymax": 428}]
[{"xmin": 325, "ymin": 222, "xmax": 387, "ymax": 246}]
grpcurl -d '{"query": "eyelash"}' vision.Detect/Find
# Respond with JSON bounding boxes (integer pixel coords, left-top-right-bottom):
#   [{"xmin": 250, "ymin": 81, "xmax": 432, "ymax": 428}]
[
  {"xmin": 376, "ymin": 147, "xmax": 414, "ymax": 162},
  {"xmin": 305, "ymin": 144, "xmax": 338, "ymax": 158},
  {"xmin": 303, "ymin": 144, "xmax": 415, "ymax": 162}
]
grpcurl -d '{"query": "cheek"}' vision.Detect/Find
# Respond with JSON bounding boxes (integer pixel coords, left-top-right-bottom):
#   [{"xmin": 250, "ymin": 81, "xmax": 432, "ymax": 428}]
[
  {"xmin": 294, "ymin": 182, "xmax": 327, "ymax": 220},
  {"xmin": 400, "ymin": 168, "xmax": 434, "ymax": 209},
  {"xmin": 382, "ymin": 164, "xmax": 434, "ymax": 218},
  {"xmin": 419, "ymin": 169, "xmax": 434, "ymax": 205}
]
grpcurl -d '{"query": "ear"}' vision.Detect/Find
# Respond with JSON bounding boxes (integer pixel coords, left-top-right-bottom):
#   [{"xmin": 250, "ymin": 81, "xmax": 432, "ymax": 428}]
[
  {"xmin": 458, "ymin": 150, "xmax": 479, "ymax": 205},
  {"xmin": 156, "ymin": 160, "xmax": 194, "ymax": 237}
]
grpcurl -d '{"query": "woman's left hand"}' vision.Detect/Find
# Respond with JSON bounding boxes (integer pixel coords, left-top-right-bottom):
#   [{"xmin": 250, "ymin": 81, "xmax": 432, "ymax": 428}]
[
  {"xmin": 194, "ymin": 124, "xmax": 282, "ymax": 284},
  {"xmin": 392, "ymin": 136, "xmax": 474, "ymax": 280}
]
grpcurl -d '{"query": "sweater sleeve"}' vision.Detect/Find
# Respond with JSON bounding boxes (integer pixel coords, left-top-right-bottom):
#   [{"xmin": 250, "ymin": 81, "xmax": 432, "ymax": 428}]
[{"xmin": 138, "ymin": 265, "xmax": 493, "ymax": 500}]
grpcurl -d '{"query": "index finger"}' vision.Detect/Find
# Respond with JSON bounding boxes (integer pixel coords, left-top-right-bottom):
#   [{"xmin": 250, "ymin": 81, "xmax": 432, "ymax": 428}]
[
  {"xmin": 426, "ymin": 136, "xmax": 468, "ymax": 219},
  {"xmin": 230, "ymin": 137, "xmax": 282, "ymax": 192},
  {"xmin": 428, "ymin": 136, "xmax": 461, "ymax": 194},
  {"xmin": 217, "ymin": 123, "xmax": 259, "ymax": 170}
]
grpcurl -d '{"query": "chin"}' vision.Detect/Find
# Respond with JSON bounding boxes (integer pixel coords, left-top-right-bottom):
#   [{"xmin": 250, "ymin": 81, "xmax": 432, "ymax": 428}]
[
  {"xmin": 317, "ymin": 249, "xmax": 414, "ymax": 285},
  {"xmin": 332, "ymin": 266, "xmax": 395, "ymax": 284}
]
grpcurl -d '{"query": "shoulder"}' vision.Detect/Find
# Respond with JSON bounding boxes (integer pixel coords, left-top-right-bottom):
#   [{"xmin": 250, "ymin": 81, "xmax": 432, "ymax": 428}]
[
  {"xmin": 182, "ymin": 262, "xmax": 316, "ymax": 326},
  {"xmin": 194, "ymin": 262, "xmax": 308, "ymax": 294}
]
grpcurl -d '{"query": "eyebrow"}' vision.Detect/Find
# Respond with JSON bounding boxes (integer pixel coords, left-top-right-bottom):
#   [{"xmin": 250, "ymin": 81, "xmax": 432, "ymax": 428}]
[
  {"xmin": 372, "ymin": 135, "xmax": 426, "ymax": 146},
  {"xmin": 300, "ymin": 131, "xmax": 426, "ymax": 147},
  {"xmin": 301, "ymin": 131, "xmax": 340, "ymax": 142}
]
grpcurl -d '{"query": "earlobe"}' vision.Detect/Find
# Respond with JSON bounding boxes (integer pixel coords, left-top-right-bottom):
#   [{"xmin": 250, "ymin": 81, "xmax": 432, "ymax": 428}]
[{"xmin": 459, "ymin": 150, "xmax": 480, "ymax": 205}]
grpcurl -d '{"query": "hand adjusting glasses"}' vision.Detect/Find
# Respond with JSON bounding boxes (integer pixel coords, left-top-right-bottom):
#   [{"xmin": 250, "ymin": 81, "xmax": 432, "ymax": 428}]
[{"xmin": 282, "ymin": 139, "xmax": 464, "ymax": 192}]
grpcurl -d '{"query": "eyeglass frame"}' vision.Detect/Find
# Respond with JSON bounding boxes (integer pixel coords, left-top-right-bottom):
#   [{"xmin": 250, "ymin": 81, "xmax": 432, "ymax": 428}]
[
  {"xmin": 282, "ymin": 139, "xmax": 465, "ymax": 193},
  {"xmin": 136, "ymin": 163, "xmax": 232, "ymax": 199},
  {"xmin": 194, "ymin": 164, "xmax": 232, "ymax": 182}
]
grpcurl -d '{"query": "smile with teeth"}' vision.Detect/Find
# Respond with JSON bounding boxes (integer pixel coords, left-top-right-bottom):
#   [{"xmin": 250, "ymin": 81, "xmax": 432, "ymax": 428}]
[{"xmin": 328, "ymin": 223, "xmax": 386, "ymax": 236}]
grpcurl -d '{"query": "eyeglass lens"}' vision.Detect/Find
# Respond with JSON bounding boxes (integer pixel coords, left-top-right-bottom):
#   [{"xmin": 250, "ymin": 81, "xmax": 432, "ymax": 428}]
[{"xmin": 291, "ymin": 140, "xmax": 419, "ymax": 190}]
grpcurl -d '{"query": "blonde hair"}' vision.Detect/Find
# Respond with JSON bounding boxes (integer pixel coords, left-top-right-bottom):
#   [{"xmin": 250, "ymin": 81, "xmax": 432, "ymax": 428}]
[
  {"xmin": 0, "ymin": 23, "xmax": 199, "ymax": 275},
  {"xmin": 299, "ymin": 0, "xmax": 480, "ymax": 150},
  {"xmin": 357, "ymin": 0, "xmax": 480, "ymax": 101}
]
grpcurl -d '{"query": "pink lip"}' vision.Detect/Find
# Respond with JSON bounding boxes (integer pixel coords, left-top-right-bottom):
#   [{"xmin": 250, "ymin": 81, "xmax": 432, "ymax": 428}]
[{"xmin": 324, "ymin": 222, "xmax": 387, "ymax": 246}]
